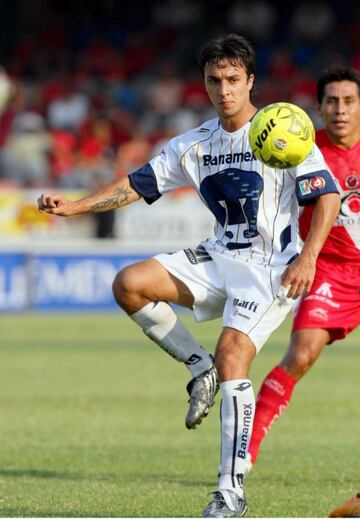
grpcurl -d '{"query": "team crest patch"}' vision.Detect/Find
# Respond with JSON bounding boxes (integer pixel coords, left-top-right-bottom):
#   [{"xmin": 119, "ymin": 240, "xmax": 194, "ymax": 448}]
[
  {"xmin": 344, "ymin": 192, "xmax": 360, "ymax": 213},
  {"xmin": 310, "ymin": 176, "xmax": 325, "ymax": 190},
  {"xmin": 345, "ymin": 174, "xmax": 359, "ymax": 189},
  {"xmin": 299, "ymin": 179, "xmax": 311, "ymax": 195}
]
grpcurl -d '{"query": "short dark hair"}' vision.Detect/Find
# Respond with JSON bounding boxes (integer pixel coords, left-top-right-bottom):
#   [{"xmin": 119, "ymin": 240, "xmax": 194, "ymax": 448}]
[
  {"xmin": 317, "ymin": 66, "xmax": 360, "ymax": 103},
  {"xmin": 199, "ymin": 34, "xmax": 256, "ymax": 78}
]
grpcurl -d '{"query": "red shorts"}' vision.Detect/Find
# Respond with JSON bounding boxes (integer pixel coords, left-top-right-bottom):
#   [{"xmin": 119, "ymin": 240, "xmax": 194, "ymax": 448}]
[{"xmin": 292, "ymin": 260, "xmax": 360, "ymax": 344}]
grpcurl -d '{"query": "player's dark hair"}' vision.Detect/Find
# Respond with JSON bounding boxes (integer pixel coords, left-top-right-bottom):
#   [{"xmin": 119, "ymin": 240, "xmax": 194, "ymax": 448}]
[
  {"xmin": 199, "ymin": 33, "xmax": 256, "ymax": 78},
  {"xmin": 317, "ymin": 66, "xmax": 360, "ymax": 103}
]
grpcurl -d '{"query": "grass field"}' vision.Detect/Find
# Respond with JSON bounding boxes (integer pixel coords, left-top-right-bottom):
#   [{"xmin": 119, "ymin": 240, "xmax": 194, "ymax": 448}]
[{"xmin": 0, "ymin": 312, "xmax": 359, "ymax": 517}]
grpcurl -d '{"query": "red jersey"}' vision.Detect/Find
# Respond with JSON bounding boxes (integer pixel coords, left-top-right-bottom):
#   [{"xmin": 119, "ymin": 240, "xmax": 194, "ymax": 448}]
[{"xmin": 299, "ymin": 129, "xmax": 360, "ymax": 265}]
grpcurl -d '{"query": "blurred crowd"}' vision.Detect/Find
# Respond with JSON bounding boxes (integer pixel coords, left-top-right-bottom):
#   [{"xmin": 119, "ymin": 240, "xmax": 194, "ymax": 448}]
[{"xmin": 0, "ymin": 0, "xmax": 359, "ymax": 193}]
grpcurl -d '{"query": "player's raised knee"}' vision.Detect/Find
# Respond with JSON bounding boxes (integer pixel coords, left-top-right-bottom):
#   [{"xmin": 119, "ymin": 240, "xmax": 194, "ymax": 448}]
[{"xmin": 112, "ymin": 265, "xmax": 142, "ymax": 306}]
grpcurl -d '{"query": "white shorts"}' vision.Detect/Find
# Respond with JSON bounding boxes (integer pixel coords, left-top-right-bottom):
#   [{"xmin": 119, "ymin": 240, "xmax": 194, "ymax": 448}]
[{"xmin": 155, "ymin": 240, "xmax": 296, "ymax": 352}]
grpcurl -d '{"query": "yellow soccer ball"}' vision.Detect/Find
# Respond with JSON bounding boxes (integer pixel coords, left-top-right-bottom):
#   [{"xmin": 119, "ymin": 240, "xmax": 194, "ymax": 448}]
[{"xmin": 249, "ymin": 102, "xmax": 315, "ymax": 169}]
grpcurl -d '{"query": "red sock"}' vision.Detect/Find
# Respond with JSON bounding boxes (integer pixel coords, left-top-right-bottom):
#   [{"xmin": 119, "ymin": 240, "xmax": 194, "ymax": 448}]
[{"xmin": 248, "ymin": 365, "xmax": 297, "ymax": 463}]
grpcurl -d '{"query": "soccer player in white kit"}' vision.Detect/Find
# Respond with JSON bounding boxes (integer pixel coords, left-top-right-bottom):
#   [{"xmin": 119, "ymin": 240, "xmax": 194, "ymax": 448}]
[{"xmin": 38, "ymin": 34, "xmax": 340, "ymax": 517}]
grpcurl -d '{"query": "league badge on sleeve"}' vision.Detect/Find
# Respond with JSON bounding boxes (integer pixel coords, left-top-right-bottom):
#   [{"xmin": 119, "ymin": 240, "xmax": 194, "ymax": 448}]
[
  {"xmin": 299, "ymin": 179, "xmax": 312, "ymax": 195},
  {"xmin": 310, "ymin": 176, "xmax": 326, "ymax": 190}
]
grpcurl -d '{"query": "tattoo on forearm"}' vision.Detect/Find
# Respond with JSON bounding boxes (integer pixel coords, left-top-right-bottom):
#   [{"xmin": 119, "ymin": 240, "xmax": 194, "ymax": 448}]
[{"xmin": 90, "ymin": 186, "xmax": 132, "ymax": 213}]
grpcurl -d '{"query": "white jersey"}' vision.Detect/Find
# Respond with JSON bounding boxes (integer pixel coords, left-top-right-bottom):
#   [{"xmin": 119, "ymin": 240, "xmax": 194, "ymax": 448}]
[{"xmin": 129, "ymin": 117, "xmax": 338, "ymax": 267}]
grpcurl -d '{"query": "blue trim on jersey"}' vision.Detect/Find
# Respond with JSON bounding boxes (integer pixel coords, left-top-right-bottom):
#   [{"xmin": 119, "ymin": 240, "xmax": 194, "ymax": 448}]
[
  {"xmin": 286, "ymin": 253, "xmax": 299, "ymax": 265},
  {"xmin": 280, "ymin": 224, "xmax": 291, "ymax": 252},
  {"xmin": 128, "ymin": 163, "xmax": 161, "ymax": 205},
  {"xmin": 296, "ymin": 170, "xmax": 339, "ymax": 206}
]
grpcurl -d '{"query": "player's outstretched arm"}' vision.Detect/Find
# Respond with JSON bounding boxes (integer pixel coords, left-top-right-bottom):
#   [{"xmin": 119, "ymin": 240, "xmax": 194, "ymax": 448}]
[
  {"xmin": 38, "ymin": 176, "xmax": 141, "ymax": 217},
  {"xmin": 281, "ymin": 192, "xmax": 340, "ymax": 299}
]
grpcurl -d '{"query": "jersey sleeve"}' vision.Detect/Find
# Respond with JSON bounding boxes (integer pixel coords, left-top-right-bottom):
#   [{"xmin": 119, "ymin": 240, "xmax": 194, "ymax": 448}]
[
  {"xmin": 128, "ymin": 137, "xmax": 190, "ymax": 205},
  {"xmin": 293, "ymin": 144, "xmax": 339, "ymax": 206}
]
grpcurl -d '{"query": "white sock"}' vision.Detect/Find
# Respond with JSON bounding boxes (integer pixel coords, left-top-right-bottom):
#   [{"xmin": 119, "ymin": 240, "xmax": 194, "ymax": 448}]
[
  {"xmin": 218, "ymin": 379, "xmax": 255, "ymax": 496},
  {"xmin": 130, "ymin": 301, "xmax": 213, "ymax": 377}
]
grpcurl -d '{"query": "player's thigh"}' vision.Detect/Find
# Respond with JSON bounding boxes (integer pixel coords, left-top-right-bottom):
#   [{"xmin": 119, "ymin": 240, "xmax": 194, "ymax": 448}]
[
  {"xmin": 215, "ymin": 327, "xmax": 257, "ymax": 381},
  {"xmin": 155, "ymin": 247, "xmax": 226, "ymax": 320},
  {"xmin": 113, "ymin": 257, "xmax": 194, "ymax": 308},
  {"xmin": 292, "ymin": 261, "xmax": 360, "ymax": 342},
  {"xmin": 221, "ymin": 260, "xmax": 296, "ymax": 352}
]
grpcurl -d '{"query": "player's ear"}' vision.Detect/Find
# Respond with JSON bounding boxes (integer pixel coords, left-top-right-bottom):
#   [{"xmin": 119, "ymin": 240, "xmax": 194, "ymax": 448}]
[
  {"xmin": 247, "ymin": 74, "xmax": 255, "ymax": 92},
  {"xmin": 316, "ymin": 102, "xmax": 322, "ymax": 117}
]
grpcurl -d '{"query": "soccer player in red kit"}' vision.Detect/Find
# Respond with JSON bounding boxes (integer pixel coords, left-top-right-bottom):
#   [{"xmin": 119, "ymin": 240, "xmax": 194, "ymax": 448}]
[{"xmin": 247, "ymin": 67, "xmax": 360, "ymax": 482}]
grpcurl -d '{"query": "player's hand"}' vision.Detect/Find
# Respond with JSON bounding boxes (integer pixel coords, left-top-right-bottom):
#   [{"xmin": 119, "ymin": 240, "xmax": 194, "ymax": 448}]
[
  {"xmin": 279, "ymin": 254, "xmax": 316, "ymax": 299},
  {"xmin": 37, "ymin": 194, "xmax": 77, "ymax": 217}
]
